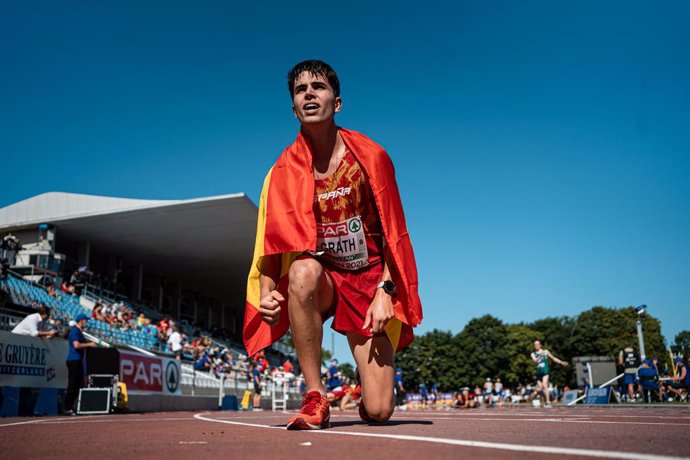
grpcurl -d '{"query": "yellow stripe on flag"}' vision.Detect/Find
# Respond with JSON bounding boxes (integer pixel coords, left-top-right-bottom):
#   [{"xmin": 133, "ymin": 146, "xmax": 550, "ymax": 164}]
[{"xmin": 246, "ymin": 167, "xmax": 273, "ymax": 309}]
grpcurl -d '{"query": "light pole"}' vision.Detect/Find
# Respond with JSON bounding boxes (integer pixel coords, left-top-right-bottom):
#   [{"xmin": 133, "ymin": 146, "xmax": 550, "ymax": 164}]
[{"xmin": 635, "ymin": 304, "xmax": 647, "ymax": 359}]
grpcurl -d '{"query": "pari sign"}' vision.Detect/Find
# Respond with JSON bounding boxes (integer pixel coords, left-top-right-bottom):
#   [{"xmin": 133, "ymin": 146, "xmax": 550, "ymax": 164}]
[{"xmin": 119, "ymin": 351, "xmax": 181, "ymax": 395}]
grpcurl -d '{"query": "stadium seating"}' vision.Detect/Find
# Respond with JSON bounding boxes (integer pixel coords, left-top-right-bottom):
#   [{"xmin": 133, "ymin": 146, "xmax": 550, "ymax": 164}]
[{"xmin": 0, "ymin": 274, "xmax": 155, "ymax": 349}]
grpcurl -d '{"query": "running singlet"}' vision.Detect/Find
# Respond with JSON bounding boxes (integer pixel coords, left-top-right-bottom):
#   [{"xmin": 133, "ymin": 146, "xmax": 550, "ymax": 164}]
[
  {"xmin": 533, "ymin": 350, "xmax": 550, "ymax": 375},
  {"xmin": 312, "ymin": 149, "xmax": 384, "ymax": 270}
]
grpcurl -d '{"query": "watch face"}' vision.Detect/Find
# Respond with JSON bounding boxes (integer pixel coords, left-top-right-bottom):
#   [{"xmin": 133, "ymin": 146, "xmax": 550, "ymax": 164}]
[{"xmin": 383, "ymin": 280, "xmax": 396, "ymax": 293}]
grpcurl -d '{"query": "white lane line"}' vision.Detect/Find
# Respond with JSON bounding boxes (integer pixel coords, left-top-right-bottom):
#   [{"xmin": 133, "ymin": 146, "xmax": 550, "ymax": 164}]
[
  {"xmin": 0, "ymin": 416, "xmax": 192, "ymax": 427},
  {"xmin": 0, "ymin": 419, "xmax": 50, "ymax": 428},
  {"xmin": 192, "ymin": 413, "xmax": 688, "ymax": 460},
  {"xmin": 207, "ymin": 412, "xmax": 690, "ymax": 426},
  {"xmin": 391, "ymin": 414, "xmax": 690, "ymax": 426},
  {"xmin": 36, "ymin": 417, "xmax": 192, "ymax": 425}
]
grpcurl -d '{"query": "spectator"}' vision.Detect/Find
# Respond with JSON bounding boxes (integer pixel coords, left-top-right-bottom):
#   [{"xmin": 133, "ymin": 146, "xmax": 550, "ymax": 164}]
[
  {"xmin": 250, "ymin": 361, "xmax": 262, "ymax": 410},
  {"xmin": 326, "ymin": 358, "xmax": 341, "ymax": 391},
  {"xmin": 64, "ymin": 314, "xmax": 97, "ymax": 415},
  {"xmin": 430, "ymin": 382, "xmax": 439, "ymax": 407},
  {"xmin": 450, "ymin": 387, "xmax": 476, "ymax": 409},
  {"xmin": 638, "ymin": 359, "xmax": 660, "ymax": 403},
  {"xmin": 619, "ymin": 343, "xmax": 640, "ymax": 402},
  {"xmin": 419, "ymin": 382, "xmax": 428, "ymax": 409},
  {"xmin": 283, "ymin": 358, "xmax": 293, "ymax": 374},
  {"xmin": 167, "ymin": 326, "xmax": 183, "ymax": 360},
  {"xmin": 483, "ymin": 378, "xmax": 494, "ymax": 407},
  {"xmin": 666, "ymin": 357, "xmax": 688, "ymax": 402},
  {"xmin": 11, "ymin": 304, "xmax": 58, "ymax": 338},
  {"xmin": 194, "ymin": 346, "xmax": 212, "ymax": 372},
  {"xmin": 394, "ymin": 368, "xmax": 406, "ymax": 408},
  {"xmin": 46, "ymin": 284, "xmax": 60, "ymax": 298}
]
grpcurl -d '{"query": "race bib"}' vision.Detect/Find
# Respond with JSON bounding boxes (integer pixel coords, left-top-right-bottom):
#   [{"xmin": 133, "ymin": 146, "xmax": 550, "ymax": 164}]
[{"xmin": 312, "ymin": 216, "xmax": 369, "ymax": 270}]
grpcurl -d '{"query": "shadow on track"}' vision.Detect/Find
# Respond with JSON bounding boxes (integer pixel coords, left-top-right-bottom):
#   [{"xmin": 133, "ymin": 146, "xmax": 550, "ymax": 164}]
[{"xmin": 328, "ymin": 420, "xmax": 434, "ymax": 428}]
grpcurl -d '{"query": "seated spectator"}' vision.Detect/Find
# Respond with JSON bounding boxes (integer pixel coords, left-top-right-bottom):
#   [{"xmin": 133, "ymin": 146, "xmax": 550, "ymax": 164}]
[
  {"xmin": 666, "ymin": 358, "xmax": 688, "ymax": 402},
  {"xmin": 450, "ymin": 387, "xmax": 476, "ymax": 409},
  {"xmin": 194, "ymin": 346, "xmax": 212, "ymax": 372},
  {"xmin": 46, "ymin": 284, "xmax": 60, "ymax": 298},
  {"xmin": 638, "ymin": 359, "xmax": 660, "ymax": 403},
  {"xmin": 61, "ymin": 282, "xmax": 77, "ymax": 296},
  {"xmin": 11, "ymin": 304, "xmax": 58, "ymax": 338}
]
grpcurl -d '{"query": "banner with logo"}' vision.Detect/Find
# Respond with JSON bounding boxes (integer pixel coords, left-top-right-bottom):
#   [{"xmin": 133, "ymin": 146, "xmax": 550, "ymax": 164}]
[
  {"xmin": 584, "ymin": 386, "xmax": 611, "ymax": 405},
  {"xmin": 119, "ymin": 351, "xmax": 181, "ymax": 395},
  {"xmin": 0, "ymin": 331, "xmax": 68, "ymax": 388}
]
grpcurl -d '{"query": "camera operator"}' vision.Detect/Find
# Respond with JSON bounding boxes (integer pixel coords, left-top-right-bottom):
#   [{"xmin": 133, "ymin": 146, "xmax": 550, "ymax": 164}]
[{"xmin": 1, "ymin": 235, "xmax": 21, "ymax": 279}]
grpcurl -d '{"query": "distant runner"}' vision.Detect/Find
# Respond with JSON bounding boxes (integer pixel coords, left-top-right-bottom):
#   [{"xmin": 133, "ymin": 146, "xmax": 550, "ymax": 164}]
[{"xmin": 531, "ymin": 340, "xmax": 568, "ymax": 408}]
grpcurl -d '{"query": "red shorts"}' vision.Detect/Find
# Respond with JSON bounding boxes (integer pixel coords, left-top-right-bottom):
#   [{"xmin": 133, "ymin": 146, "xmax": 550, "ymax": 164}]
[{"xmin": 297, "ymin": 254, "xmax": 383, "ymax": 340}]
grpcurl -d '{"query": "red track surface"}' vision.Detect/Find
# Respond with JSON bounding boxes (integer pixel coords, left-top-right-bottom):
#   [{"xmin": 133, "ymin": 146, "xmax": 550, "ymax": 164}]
[{"xmin": 2, "ymin": 405, "xmax": 689, "ymax": 459}]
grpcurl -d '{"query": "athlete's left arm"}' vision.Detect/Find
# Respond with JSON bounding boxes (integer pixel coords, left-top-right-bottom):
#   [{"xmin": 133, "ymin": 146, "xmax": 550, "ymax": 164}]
[
  {"xmin": 546, "ymin": 349, "xmax": 569, "ymax": 367},
  {"xmin": 362, "ymin": 246, "xmax": 395, "ymax": 334}
]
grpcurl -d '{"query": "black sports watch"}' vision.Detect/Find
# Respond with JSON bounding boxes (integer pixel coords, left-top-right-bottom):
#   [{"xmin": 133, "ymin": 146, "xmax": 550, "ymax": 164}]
[{"xmin": 376, "ymin": 280, "xmax": 397, "ymax": 298}]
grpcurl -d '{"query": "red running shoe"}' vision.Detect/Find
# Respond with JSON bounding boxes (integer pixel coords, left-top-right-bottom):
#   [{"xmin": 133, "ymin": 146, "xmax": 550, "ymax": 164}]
[{"xmin": 286, "ymin": 391, "xmax": 330, "ymax": 430}]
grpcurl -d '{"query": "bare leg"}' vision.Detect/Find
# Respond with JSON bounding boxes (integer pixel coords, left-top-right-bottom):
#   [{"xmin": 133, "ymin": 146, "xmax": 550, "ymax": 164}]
[
  {"xmin": 348, "ymin": 332, "xmax": 395, "ymax": 422},
  {"xmin": 288, "ymin": 258, "xmax": 333, "ymax": 395},
  {"xmin": 627, "ymin": 383, "xmax": 635, "ymax": 400},
  {"xmin": 543, "ymin": 375, "xmax": 550, "ymax": 404}
]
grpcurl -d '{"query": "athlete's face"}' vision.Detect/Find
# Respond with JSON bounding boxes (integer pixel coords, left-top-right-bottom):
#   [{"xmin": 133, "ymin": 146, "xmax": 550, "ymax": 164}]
[
  {"xmin": 292, "ymin": 72, "xmax": 341, "ymax": 125},
  {"xmin": 534, "ymin": 340, "xmax": 542, "ymax": 351}
]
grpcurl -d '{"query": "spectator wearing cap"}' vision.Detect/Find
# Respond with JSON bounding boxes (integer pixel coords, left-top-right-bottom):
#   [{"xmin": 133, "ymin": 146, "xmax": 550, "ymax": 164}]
[
  {"xmin": 326, "ymin": 358, "xmax": 341, "ymax": 391},
  {"xmin": 63, "ymin": 314, "xmax": 97, "ymax": 415},
  {"xmin": 11, "ymin": 304, "xmax": 58, "ymax": 338},
  {"xmin": 638, "ymin": 359, "xmax": 660, "ymax": 403}
]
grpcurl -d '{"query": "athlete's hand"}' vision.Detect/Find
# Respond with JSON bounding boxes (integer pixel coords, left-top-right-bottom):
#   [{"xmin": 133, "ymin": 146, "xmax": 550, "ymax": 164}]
[
  {"xmin": 363, "ymin": 290, "xmax": 395, "ymax": 334},
  {"xmin": 561, "ymin": 361, "xmax": 569, "ymax": 367},
  {"xmin": 259, "ymin": 290, "xmax": 284, "ymax": 326}
]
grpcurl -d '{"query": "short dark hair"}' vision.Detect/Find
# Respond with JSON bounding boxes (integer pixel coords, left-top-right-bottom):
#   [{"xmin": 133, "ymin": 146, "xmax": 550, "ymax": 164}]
[
  {"xmin": 38, "ymin": 304, "xmax": 51, "ymax": 317},
  {"xmin": 287, "ymin": 60, "xmax": 340, "ymax": 98}
]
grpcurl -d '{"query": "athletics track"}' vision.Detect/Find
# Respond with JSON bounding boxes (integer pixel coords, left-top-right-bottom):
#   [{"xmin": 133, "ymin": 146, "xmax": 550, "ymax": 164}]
[{"xmin": 2, "ymin": 405, "xmax": 689, "ymax": 459}]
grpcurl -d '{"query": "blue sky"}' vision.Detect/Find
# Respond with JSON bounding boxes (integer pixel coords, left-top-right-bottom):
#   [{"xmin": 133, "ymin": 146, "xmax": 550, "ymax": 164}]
[{"xmin": 1, "ymin": 1, "xmax": 688, "ymax": 362}]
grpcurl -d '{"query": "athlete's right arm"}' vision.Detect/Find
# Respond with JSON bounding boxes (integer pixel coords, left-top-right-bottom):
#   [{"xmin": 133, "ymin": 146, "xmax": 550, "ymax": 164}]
[{"xmin": 258, "ymin": 254, "xmax": 284, "ymax": 326}]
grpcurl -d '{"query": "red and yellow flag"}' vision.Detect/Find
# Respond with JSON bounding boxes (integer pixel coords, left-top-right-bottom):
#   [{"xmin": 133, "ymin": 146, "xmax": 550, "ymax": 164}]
[{"xmin": 243, "ymin": 128, "xmax": 422, "ymax": 357}]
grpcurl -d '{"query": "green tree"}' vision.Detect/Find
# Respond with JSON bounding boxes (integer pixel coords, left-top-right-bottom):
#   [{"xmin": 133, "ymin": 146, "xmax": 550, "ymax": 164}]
[
  {"xmin": 338, "ymin": 362, "xmax": 355, "ymax": 381},
  {"xmin": 454, "ymin": 315, "xmax": 508, "ymax": 388},
  {"xmin": 570, "ymin": 306, "xmax": 667, "ymax": 372},
  {"xmin": 503, "ymin": 324, "xmax": 541, "ymax": 386},
  {"xmin": 396, "ymin": 329, "xmax": 459, "ymax": 391},
  {"xmin": 671, "ymin": 330, "xmax": 690, "ymax": 358}
]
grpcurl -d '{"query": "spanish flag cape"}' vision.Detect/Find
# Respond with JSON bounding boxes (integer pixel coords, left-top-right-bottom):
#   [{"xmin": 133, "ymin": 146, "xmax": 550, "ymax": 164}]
[{"xmin": 243, "ymin": 127, "xmax": 422, "ymax": 357}]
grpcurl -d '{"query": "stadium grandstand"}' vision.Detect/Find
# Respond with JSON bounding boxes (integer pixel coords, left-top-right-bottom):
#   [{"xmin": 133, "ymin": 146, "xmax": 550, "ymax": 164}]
[{"xmin": 0, "ymin": 191, "xmax": 294, "ymax": 359}]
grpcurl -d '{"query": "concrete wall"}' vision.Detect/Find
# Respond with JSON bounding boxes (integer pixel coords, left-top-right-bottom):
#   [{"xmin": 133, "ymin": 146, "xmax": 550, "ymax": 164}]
[
  {"xmin": 127, "ymin": 394, "xmax": 218, "ymax": 412},
  {"xmin": 127, "ymin": 393, "xmax": 301, "ymax": 412}
]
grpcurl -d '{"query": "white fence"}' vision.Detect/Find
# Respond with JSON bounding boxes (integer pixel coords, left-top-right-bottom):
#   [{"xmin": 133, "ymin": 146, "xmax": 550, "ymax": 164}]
[{"xmin": 181, "ymin": 363, "xmax": 300, "ymax": 406}]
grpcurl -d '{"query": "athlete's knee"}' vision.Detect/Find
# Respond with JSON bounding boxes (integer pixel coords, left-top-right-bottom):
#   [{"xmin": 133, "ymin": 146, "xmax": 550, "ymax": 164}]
[
  {"xmin": 288, "ymin": 258, "xmax": 323, "ymax": 298},
  {"xmin": 365, "ymin": 400, "xmax": 394, "ymax": 422}
]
